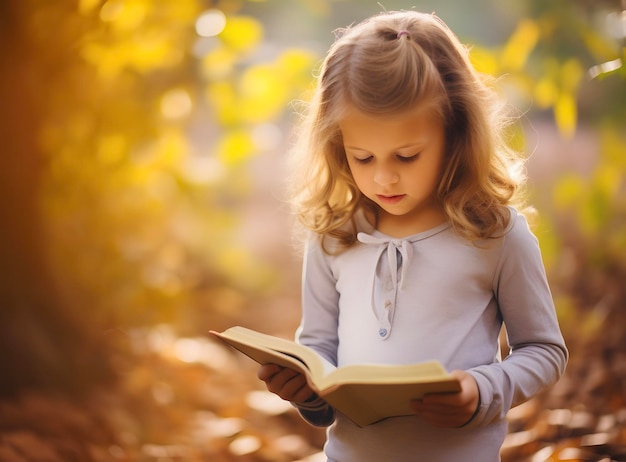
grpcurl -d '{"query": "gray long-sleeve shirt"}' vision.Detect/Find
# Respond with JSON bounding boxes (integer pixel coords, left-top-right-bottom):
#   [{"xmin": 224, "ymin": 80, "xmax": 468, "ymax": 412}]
[{"xmin": 295, "ymin": 208, "xmax": 567, "ymax": 462}]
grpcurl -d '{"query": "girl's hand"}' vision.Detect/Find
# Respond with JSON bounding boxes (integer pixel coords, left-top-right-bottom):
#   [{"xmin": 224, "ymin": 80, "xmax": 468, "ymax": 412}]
[
  {"xmin": 411, "ymin": 370, "xmax": 480, "ymax": 427},
  {"xmin": 257, "ymin": 364, "xmax": 316, "ymax": 404}
]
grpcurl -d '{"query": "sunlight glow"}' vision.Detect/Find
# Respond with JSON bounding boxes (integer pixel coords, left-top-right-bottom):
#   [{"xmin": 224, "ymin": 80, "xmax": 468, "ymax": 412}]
[
  {"xmin": 173, "ymin": 337, "xmax": 233, "ymax": 370},
  {"xmin": 195, "ymin": 9, "xmax": 227, "ymax": 37},
  {"xmin": 251, "ymin": 123, "xmax": 283, "ymax": 151},
  {"xmin": 198, "ymin": 414, "xmax": 245, "ymax": 438},
  {"xmin": 606, "ymin": 11, "xmax": 626, "ymax": 39},
  {"xmin": 229, "ymin": 435, "xmax": 262, "ymax": 456},
  {"xmin": 160, "ymin": 88, "xmax": 192, "ymax": 119},
  {"xmin": 273, "ymin": 434, "xmax": 309, "ymax": 454},
  {"xmin": 530, "ymin": 446, "xmax": 555, "ymax": 462},
  {"xmin": 173, "ymin": 338, "xmax": 204, "ymax": 363},
  {"xmin": 182, "ymin": 155, "xmax": 226, "ymax": 185},
  {"xmin": 245, "ymin": 390, "xmax": 293, "ymax": 415}
]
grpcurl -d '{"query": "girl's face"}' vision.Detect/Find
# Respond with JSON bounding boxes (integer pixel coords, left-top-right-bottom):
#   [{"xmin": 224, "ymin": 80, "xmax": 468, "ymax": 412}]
[{"xmin": 340, "ymin": 105, "xmax": 446, "ymax": 237}]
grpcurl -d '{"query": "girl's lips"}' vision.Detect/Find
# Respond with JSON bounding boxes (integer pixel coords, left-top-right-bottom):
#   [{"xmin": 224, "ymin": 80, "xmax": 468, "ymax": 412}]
[{"xmin": 377, "ymin": 194, "xmax": 406, "ymax": 205}]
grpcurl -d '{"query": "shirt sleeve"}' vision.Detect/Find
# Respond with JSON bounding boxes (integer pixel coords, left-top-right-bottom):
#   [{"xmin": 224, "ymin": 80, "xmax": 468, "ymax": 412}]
[
  {"xmin": 293, "ymin": 394, "xmax": 336, "ymax": 427},
  {"xmin": 296, "ymin": 236, "xmax": 341, "ymax": 366},
  {"xmin": 466, "ymin": 213, "xmax": 568, "ymax": 427},
  {"xmin": 293, "ymin": 235, "xmax": 340, "ymax": 427}
]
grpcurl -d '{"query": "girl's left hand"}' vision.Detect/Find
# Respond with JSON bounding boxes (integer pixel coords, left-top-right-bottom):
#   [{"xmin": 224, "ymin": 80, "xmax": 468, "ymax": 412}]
[{"xmin": 410, "ymin": 369, "xmax": 480, "ymax": 427}]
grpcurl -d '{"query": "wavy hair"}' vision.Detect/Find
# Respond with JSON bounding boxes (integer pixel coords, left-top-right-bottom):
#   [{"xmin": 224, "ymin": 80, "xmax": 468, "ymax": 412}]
[{"xmin": 288, "ymin": 10, "xmax": 528, "ymax": 251}]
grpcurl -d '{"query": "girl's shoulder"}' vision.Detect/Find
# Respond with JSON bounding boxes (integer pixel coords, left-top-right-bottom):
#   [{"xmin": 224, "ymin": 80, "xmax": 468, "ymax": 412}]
[
  {"xmin": 306, "ymin": 207, "xmax": 375, "ymax": 255},
  {"xmin": 499, "ymin": 206, "xmax": 540, "ymax": 249},
  {"xmin": 470, "ymin": 207, "xmax": 538, "ymax": 253}
]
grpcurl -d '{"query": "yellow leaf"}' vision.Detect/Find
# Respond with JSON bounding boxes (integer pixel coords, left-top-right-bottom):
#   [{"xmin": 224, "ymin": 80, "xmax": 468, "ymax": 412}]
[
  {"xmin": 501, "ymin": 19, "xmax": 539, "ymax": 71},
  {"xmin": 533, "ymin": 76, "xmax": 558, "ymax": 108},
  {"xmin": 78, "ymin": 0, "xmax": 101, "ymax": 15},
  {"xmin": 202, "ymin": 46, "xmax": 236, "ymax": 80},
  {"xmin": 592, "ymin": 164, "xmax": 621, "ymax": 202},
  {"xmin": 220, "ymin": 15, "xmax": 263, "ymax": 53},
  {"xmin": 80, "ymin": 42, "xmax": 121, "ymax": 79},
  {"xmin": 504, "ymin": 123, "xmax": 526, "ymax": 153},
  {"xmin": 101, "ymin": 0, "xmax": 148, "ymax": 32},
  {"xmin": 81, "ymin": 34, "xmax": 180, "ymax": 78},
  {"xmin": 560, "ymin": 59, "xmax": 583, "ymax": 92},
  {"xmin": 128, "ymin": 33, "xmax": 182, "ymax": 72},
  {"xmin": 238, "ymin": 64, "xmax": 289, "ymax": 123},
  {"xmin": 277, "ymin": 49, "xmax": 318, "ymax": 85},
  {"xmin": 217, "ymin": 131, "xmax": 255, "ymax": 166},
  {"xmin": 534, "ymin": 217, "xmax": 561, "ymax": 272},
  {"xmin": 601, "ymin": 128, "xmax": 626, "ymax": 169},
  {"xmin": 552, "ymin": 173, "xmax": 584, "ymax": 209},
  {"xmin": 582, "ymin": 28, "xmax": 622, "ymax": 62},
  {"xmin": 164, "ymin": 0, "xmax": 203, "ymax": 23},
  {"xmin": 98, "ymin": 134, "xmax": 128, "ymax": 165},
  {"xmin": 552, "ymin": 296, "xmax": 576, "ymax": 332},
  {"xmin": 469, "ymin": 46, "xmax": 499, "ymax": 76},
  {"xmin": 553, "ymin": 92, "xmax": 577, "ymax": 138},
  {"xmin": 156, "ymin": 131, "xmax": 188, "ymax": 166},
  {"xmin": 205, "ymin": 81, "xmax": 239, "ymax": 125}
]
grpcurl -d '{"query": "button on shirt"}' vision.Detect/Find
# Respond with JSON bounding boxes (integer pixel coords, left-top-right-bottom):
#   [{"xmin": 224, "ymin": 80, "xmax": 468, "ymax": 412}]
[{"xmin": 357, "ymin": 229, "xmax": 439, "ymax": 340}]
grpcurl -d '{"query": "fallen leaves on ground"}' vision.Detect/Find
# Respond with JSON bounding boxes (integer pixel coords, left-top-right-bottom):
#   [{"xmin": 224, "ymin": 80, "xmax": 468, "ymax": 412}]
[{"xmin": 1, "ymin": 304, "xmax": 625, "ymax": 462}]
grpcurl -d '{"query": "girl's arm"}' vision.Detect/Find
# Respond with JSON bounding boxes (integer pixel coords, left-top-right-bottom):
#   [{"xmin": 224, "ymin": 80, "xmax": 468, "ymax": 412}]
[
  {"xmin": 466, "ymin": 214, "xmax": 568, "ymax": 427},
  {"xmin": 292, "ymin": 236, "xmax": 341, "ymax": 427}
]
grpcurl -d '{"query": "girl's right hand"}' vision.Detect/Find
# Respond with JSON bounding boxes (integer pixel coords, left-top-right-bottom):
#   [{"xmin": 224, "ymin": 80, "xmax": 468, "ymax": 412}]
[{"xmin": 257, "ymin": 364, "xmax": 316, "ymax": 404}]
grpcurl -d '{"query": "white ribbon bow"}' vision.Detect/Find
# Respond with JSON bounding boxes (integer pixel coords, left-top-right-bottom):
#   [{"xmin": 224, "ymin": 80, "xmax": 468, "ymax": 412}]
[{"xmin": 357, "ymin": 233, "xmax": 415, "ymax": 340}]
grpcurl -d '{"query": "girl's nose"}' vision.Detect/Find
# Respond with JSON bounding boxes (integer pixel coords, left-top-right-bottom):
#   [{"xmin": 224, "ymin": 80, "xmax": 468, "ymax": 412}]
[{"xmin": 374, "ymin": 166, "xmax": 399, "ymax": 186}]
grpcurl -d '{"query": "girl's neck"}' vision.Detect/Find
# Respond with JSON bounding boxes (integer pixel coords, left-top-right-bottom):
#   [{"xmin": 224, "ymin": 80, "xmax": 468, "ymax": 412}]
[{"xmin": 374, "ymin": 207, "xmax": 447, "ymax": 238}]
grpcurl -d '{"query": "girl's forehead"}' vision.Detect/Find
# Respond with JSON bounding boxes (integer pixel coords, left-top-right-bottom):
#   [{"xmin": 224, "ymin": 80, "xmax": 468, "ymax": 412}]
[
  {"xmin": 338, "ymin": 102, "xmax": 442, "ymax": 127},
  {"xmin": 339, "ymin": 105, "xmax": 444, "ymax": 149}
]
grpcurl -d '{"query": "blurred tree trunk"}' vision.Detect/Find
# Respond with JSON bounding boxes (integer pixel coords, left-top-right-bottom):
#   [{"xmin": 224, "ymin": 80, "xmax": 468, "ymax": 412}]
[{"xmin": 0, "ymin": 1, "xmax": 113, "ymax": 398}]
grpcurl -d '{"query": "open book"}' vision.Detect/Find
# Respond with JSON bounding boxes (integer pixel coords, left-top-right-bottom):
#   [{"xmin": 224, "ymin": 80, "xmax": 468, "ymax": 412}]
[{"xmin": 209, "ymin": 326, "xmax": 461, "ymax": 427}]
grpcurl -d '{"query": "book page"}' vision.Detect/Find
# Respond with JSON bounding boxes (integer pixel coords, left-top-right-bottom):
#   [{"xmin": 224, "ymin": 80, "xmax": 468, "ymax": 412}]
[
  {"xmin": 322, "ymin": 378, "xmax": 461, "ymax": 426},
  {"xmin": 210, "ymin": 327, "xmax": 337, "ymax": 385},
  {"xmin": 318, "ymin": 360, "xmax": 452, "ymax": 389}
]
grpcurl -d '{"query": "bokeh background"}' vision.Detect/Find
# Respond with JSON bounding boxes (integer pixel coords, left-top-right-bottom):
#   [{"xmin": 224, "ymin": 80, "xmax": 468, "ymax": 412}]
[{"xmin": 0, "ymin": 0, "xmax": 624, "ymax": 461}]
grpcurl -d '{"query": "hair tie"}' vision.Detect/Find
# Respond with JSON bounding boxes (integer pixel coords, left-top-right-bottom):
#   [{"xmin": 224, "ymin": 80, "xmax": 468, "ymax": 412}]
[{"xmin": 397, "ymin": 30, "xmax": 410, "ymax": 39}]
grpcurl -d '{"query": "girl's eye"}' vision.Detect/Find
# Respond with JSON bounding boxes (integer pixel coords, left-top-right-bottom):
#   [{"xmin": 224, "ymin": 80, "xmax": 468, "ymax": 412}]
[
  {"xmin": 353, "ymin": 156, "xmax": 373, "ymax": 164},
  {"xmin": 397, "ymin": 153, "xmax": 420, "ymax": 163}
]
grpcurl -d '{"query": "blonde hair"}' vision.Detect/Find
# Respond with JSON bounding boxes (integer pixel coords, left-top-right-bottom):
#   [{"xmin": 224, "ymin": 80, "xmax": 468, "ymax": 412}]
[{"xmin": 288, "ymin": 10, "xmax": 528, "ymax": 251}]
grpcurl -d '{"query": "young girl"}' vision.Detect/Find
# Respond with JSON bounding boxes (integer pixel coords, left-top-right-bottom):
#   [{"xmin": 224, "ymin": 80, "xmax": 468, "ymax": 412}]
[{"xmin": 257, "ymin": 10, "xmax": 567, "ymax": 461}]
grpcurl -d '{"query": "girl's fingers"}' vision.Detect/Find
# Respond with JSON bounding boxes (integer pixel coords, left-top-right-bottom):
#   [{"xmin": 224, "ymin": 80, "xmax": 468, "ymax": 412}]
[
  {"xmin": 278, "ymin": 370, "xmax": 314, "ymax": 402},
  {"xmin": 257, "ymin": 363, "xmax": 282, "ymax": 382},
  {"xmin": 410, "ymin": 370, "xmax": 480, "ymax": 427},
  {"xmin": 258, "ymin": 365, "xmax": 314, "ymax": 403}
]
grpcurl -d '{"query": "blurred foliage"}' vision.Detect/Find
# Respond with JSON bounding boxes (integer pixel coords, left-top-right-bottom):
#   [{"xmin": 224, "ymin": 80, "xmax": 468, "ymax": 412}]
[
  {"xmin": 1, "ymin": 0, "xmax": 625, "ymax": 460},
  {"xmin": 6, "ymin": 0, "xmax": 621, "ymax": 339},
  {"xmin": 3, "ymin": 0, "xmax": 624, "ymax": 366},
  {"xmin": 469, "ymin": 0, "xmax": 625, "ymax": 341},
  {"xmin": 470, "ymin": 0, "xmax": 625, "ymax": 137},
  {"xmin": 29, "ymin": 0, "xmax": 317, "ymax": 330}
]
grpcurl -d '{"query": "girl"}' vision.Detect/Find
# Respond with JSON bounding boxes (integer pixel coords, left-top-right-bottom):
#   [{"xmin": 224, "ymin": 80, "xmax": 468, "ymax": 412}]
[{"xmin": 258, "ymin": 10, "xmax": 567, "ymax": 462}]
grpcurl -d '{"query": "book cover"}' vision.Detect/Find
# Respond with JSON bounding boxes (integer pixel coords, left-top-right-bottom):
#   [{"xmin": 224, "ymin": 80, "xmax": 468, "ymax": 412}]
[{"xmin": 210, "ymin": 326, "xmax": 461, "ymax": 426}]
